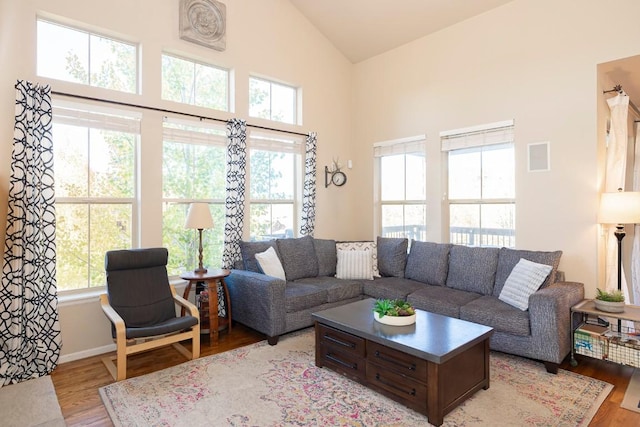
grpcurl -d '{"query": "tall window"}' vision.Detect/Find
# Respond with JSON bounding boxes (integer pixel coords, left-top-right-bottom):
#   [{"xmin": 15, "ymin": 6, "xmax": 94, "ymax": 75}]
[
  {"xmin": 161, "ymin": 53, "xmax": 230, "ymax": 111},
  {"xmin": 248, "ymin": 130, "xmax": 304, "ymax": 241},
  {"xmin": 162, "ymin": 119, "xmax": 227, "ymax": 276},
  {"xmin": 52, "ymin": 103, "xmax": 139, "ymax": 291},
  {"xmin": 37, "ymin": 19, "xmax": 137, "ymax": 93},
  {"xmin": 442, "ymin": 121, "xmax": 515, "ymax": 248},
  {"xmin": 249, "ymin": 77, "xmax": 297, "ymax": 125},
  {"xmin": 374, "ymin": 137, "xmax": 427, "ymax": 240}
]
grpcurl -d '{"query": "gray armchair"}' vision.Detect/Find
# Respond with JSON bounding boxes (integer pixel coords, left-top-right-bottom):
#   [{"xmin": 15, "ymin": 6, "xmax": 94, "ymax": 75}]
[{"xmin": 101, "ymin": 248, "xmax": 200, "ymax": 381}]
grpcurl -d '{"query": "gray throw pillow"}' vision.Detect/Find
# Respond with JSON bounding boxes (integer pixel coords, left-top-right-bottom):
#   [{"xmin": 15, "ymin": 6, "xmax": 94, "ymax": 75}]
[
  {"xmin": 376, "ymin": 236, "xmax": 408, "ymax": 278},
  {"xmin": 493, "ymin": 247, "xmax": 562, "ymax": 297},
  {"xmin": 446, "ymin": 245, "xmax": 499, "ymax": 295},
  {"xmin": 276, "ymin": 235, "xmax": 319, "ymax": 281},
  {"xmin": 239, "ymin": 240, "xmax": 279, "ymax": 273},
  {"xmin": 313, "ymin": 238, "xmax": 337, "ymax": 277},
  {"xmin": 405, "ymin": 241, "xmax": 451, "ymax": 286}
]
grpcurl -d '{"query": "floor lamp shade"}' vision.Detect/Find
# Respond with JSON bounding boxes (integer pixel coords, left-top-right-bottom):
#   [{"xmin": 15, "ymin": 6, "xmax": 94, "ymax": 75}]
[{"xmin": 185, "ymin": 203, "xmax": 213, "ymax": 273}]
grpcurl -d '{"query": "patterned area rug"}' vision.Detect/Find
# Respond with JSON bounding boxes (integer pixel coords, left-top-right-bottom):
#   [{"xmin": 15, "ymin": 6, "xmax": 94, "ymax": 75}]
[{"xmin": 100, "ymin": 329, "xmax": 612, "ymax": 427}]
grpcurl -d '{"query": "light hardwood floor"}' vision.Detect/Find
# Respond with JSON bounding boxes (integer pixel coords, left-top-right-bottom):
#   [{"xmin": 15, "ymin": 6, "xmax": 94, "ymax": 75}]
[{"xmin": 51, "ymin": 324, "xmax": 640, "ymax": 426}]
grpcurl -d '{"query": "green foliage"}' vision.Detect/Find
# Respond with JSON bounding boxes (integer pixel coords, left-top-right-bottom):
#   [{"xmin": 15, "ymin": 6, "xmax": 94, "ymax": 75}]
[
  {"xmin": 373, "ymin": 299, "xmax": 415, "ymax": 318},
  {"xmin": 595, "ymin": 288, "xmax": 625, "ymax": 302}
]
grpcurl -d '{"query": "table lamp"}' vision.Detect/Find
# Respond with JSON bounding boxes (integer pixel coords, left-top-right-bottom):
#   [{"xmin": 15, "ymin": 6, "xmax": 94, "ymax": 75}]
[{"xmin": 185, "ymin": 203, "xmax": 214, "ymax": 274}]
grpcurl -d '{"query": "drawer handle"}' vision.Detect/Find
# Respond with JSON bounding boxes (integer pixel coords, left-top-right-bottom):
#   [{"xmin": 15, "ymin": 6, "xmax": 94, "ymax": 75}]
[
  {"xmin": 375, "ymin": 373, "xmax": 417, "ymax": 396},
  {"xmin": 324, "ymin": 334, "xmax": 356, "ymax": 349},
  {"xmin": 326, "ymin": 353, "xmax": 358, "ymax": 370},
  {"xmin": 374, "ymin": 350, "xmax": 417, "ymax": 371}
]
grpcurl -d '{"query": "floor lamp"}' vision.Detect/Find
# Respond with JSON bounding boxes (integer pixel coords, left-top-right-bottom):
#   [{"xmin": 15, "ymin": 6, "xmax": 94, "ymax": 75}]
[
  {"xmin": 598, "ymin": 190, "xmax": 640, "ymax": 330},
  {"xmin": 185, "ymin": 203, "xmax": 214, "ymax": 274}
]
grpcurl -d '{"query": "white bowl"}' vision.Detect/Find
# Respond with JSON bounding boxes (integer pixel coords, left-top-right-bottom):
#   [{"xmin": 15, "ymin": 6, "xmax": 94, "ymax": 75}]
[{"xmin": 373, "ymin": 312, "xmax": 416, "ymax": 326}]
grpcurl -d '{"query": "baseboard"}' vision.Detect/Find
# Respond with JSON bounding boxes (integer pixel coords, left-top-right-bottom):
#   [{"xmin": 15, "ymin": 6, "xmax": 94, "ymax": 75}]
[{"xmin": 58, "ymin": 343, "xmax": 116, "ymax": 364}]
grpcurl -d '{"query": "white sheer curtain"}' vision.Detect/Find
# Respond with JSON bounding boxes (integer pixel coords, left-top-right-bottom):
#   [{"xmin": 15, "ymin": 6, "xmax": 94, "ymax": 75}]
[{"xmin": 604, "ymin": 94, "xmax": 630, "ymax": 298}]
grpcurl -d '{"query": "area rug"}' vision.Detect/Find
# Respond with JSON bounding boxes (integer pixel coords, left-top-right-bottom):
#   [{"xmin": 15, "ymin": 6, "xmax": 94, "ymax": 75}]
[
  {"xmin": 622, "ymin": 368, "xmax": 640, "ymax": 413},
  {"xmin": 100, "ymin": 329, "xmax": 612, "ymax": 427},
  {"xmin": 0, "ymin": 375, "xmax": 66, "ymax": 426}
]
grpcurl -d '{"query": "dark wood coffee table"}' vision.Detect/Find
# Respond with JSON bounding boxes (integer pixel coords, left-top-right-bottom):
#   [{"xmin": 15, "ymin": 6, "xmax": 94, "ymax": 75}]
[{"xmin": 312, "ymin": 298, "xmax": 493, "ymax": 426}]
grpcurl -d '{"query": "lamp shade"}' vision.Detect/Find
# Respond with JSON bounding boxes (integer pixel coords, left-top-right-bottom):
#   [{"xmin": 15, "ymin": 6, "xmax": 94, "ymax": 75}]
[
  {"xmin": 598, "ymin": 191, "xmax": 640, "ymax": 224},
  {"xmin": 184, "ymin": 203, "xmax": 214, "ymax": 229}
]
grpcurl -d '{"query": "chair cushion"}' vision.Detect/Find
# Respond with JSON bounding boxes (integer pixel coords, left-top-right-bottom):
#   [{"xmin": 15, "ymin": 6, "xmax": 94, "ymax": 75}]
[
  {"xmin": 407, "ymin": 285, "xmax": 481, "ymax": 318},
  {"xmin": 376, "ymin": 236, "xmax": 408, "ymax": 278},
  {"xmin": 313, "ymin": 238, "xmax": 337, "ymax": 277},
  {"xmin": 460, "ymin": 295, "xmax": 531, "ymax": 336},
  {"xmin": 363, "ymin": 277, "xmax": 426, "ymax": 300},
  {"xmin": 336, "ymin": 241, "xmax": 379, "ymax": 277},
  {"xmin": 405, "ymin": 241, "xmax": 451, "ymax": 286},
  {"xmin": 276, "ymin": 236, "xmax": 319, "ymax": 281},
  {"xmin": 126, "ymin": 315, "xmax": 198, "ymax": 339},
  {"xmin": 446, "ymin": 245, "xmax": 499, "ymax": 296},
  {"xmin": 336, "ymin": 249, "xmax": 373, "ymax": 280},
  {"xmin": 492, "ymin": 247, "xmax": 562, "ymax": 297},
  {"xmin": 498, "ymin": 259, "xmax": 552, "ymax": 310},
  {"xmin": 239, "ymin": 240, "xmax": 279, "ymax": 273},
  {"xmin": 255, "ymin": 246, "xmax": 286, "ymax": 280}
]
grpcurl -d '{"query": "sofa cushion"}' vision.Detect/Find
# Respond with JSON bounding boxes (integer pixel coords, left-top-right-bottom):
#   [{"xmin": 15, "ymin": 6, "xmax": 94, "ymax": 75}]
[
  {"xmin": 295, "ymin": 277, "xmax": 362, "ymax": 303},
  {"xmin": 498, "ymin": 259, "xmax": 553, "ymax": 310},
  {"xmin": 493, "ymin": 247, "xmax": 562, "ymax": 297},
  {"xmin": 336, "ymin": 249, "xmax": 373, "ymax": 280},
  {"xmin": 376, "ymin": 236, "xmax": 408, "ymax": 278},
  {"xmin": 336, "ymin": 241, "xmax": 379, "ymax": 277},
  {"xmin": 240, "ymin": 240, "xmax": 279, "ymax": 273},
  {"xmin": 407, "ymin": 286, "xmax": 481, "ymax": 318},
  {"xmin": 362, "ymin": 277, "xmax": 426, "ymax": 301},
  {"xmin": 446, "ymin": 245, "xmax": 499, "ymax": 295},
  {"xmin": 254, "ymin": 247, "xmax": 286, "ymax": 280},
  {"xmin": 460, "ymin": 295, "xmax": 531, "ymax": 336},
  {"xmin": 284, "ymin": 282, "xmax": 327, "ymax": 313},
  {"xmin": 276, "ymin": 236, "xmax": 319, "ymax": 281},
  {"xmin": 313, "ymin": 238, "xmax": 337, "ymax": 277},
  {"xmin": 405, "ymin": 241, "xmax": 451, "ymax": 286}
]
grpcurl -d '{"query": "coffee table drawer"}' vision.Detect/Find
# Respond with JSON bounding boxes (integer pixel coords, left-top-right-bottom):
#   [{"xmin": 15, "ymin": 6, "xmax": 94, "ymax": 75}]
[
  {"xmin": 319, "ymin": 342, "xmax": 365, "ymax": 380},
  {"xmin": 367, "ymin": 341, "xmax": 427, "ymax": 382},
  {"xmin": 317, "ymin": 324, "xmax": 365, "ymax": 357},
  {"xmin": 366, "ymin": 360, "xmax": 427, "ymax": 411}
]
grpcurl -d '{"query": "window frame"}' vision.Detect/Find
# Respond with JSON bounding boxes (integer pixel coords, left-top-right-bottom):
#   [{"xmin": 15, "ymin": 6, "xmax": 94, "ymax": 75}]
[
  {"xmin": 441, "ymin": 120, "xmax": 516, "ymax": 248},
  {"xmin": 374, "ymin": 135, "xmax": 427, "ymax": 241},
  {"xmin": 248, "ymin": 76, "xmax": 299, "ymax": 125}
]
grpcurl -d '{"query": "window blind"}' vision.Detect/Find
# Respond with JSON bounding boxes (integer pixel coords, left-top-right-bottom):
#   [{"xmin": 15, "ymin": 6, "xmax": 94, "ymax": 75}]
[
  {"xmin": 373, "ymin": 134, "xmax": 426, "ymax": 157},
  {"xmin": 440, "ymin": 120, "xmax": 514, "ymax": 152}
]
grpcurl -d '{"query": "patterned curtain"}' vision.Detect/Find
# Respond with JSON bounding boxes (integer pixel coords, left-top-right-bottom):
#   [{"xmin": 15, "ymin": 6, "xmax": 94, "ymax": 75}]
[
  {"xmin": 300, "ymin": 132, "xmax": 317, "ymax": 236},
  {"xmin": 1, "ymin": 80, "xmax": 60, "ymax": 386},
  {"xmin": 221, "ymin": 118, "xmax": 247, "ymax": 270}
]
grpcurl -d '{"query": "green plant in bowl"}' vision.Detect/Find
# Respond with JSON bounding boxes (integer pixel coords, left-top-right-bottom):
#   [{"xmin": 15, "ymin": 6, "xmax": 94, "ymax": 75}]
[
  {"xmin": 373, "ymin": 299, "xmax": 415, "ymax": 318},
  {"xmin": 596, "ymin": 288, "xmax": 625, "ymax": 302}
]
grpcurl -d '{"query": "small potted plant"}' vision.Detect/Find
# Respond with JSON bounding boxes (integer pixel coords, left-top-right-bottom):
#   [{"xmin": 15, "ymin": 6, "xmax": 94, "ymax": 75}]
[
  {"xmin": 594, "ymin": 288, "xmax": 625, "ymax": 313},
  {"xmin": 373, "ymin": 299, "xmax": 416, "ymax": 326}
]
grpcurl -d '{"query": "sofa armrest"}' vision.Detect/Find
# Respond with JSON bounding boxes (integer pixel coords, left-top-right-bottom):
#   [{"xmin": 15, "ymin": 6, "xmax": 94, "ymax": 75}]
[
  {"xmin": 528, "ymin": 281, "xmax": 585, "ymax": 363},
  {"xmin": 225, "ymin": 269, "xmax": 287, "ymax": 338}
]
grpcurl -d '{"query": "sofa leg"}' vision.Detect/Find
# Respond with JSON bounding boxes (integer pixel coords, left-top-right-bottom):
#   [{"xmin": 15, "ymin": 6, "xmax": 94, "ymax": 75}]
[
  {"xmin": 267, "ymin": 336, "xmax": 279, "ymax": 345},
  {"xmin": 544, "ymin": 362, "xmax": 559, "ymax": 374}
]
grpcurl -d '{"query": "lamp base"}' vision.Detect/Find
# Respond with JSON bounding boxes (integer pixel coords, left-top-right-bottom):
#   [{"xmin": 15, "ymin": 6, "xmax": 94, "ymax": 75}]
[{"xmin": 193, "ymin": 267, "xmax": 208, "ymax": 274}]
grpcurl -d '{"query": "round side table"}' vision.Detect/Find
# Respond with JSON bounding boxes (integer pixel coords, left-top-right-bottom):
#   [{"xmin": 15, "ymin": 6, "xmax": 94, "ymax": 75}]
[{"xmin": 181, "ymin": 269, "xmax": 231, "ymax": 344}]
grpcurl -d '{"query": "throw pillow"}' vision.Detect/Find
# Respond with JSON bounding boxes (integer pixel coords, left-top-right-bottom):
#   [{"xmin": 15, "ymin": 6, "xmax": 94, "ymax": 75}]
[
  {"xmin": 499, "ymin": 258, "xmax": 553, "ymax": 311},
  {"xmin": 376, "ymin": 236, "xmax": 408, "ymax": 278},
  {"xmin": 313, "ymin": 238, "xmax": 337, "ymax": 277},
  {"xmin": 254, "ymin": 247, "xmax": 286, "ymax": 281},
  {"xmin": 405, "ymin": 241, "xmax": 451, "ymax": 286},
  {"xmin": 336, "ymin": 249, "xmax": 373, "ymax": 280},
  {"xmin": 493, "ymin": 247, "xmax": 562, "ymax": 297},
  {"xmin": 276, "ymin": 236, "xmax": 319, "ymax": 281},
  {"xmin": 336, "ymin": 241, "xmax": 379, "ymax": 277},
  {"xmin": 239, "ymin": 240, "xmax": 278, "ymax": 273}
]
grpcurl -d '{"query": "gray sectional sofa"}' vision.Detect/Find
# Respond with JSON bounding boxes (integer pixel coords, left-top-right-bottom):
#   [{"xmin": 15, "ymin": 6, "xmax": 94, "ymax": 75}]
[{"xmin": 225, "ymin": 235, "xmax": 584, "ymax": 373}]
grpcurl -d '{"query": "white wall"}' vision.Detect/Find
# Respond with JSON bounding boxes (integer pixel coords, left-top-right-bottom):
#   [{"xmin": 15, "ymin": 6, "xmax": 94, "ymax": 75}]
[
  {"xmin": 0, "ymin": 0, "xmax": 354, "ymax": 360},
  {"xmin": 351, "ymin": 0, "xmax": 640, "ymax": 296}
]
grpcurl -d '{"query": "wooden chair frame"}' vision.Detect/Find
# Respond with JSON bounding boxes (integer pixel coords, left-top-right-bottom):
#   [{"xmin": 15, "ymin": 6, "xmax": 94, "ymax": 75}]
[{"xmin": 100, "ymin": 284, "xmax": 200, "ymax": 381}]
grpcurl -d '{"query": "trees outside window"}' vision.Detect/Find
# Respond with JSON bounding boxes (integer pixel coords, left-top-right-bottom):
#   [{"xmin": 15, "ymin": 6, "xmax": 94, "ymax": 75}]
[{"xmin": 249, "ymin": 77, "xmax": 297, "ymax": 125}]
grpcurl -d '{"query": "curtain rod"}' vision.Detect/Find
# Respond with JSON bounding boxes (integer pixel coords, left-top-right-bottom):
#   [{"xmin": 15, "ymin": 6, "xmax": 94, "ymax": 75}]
[
  {"xmin": 603, "ymin": 85, "xmax": 640, "ymax": 122},
  {"xmin": 50, "ymin": 90, "xmax": 309, "ymax": 137}
]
